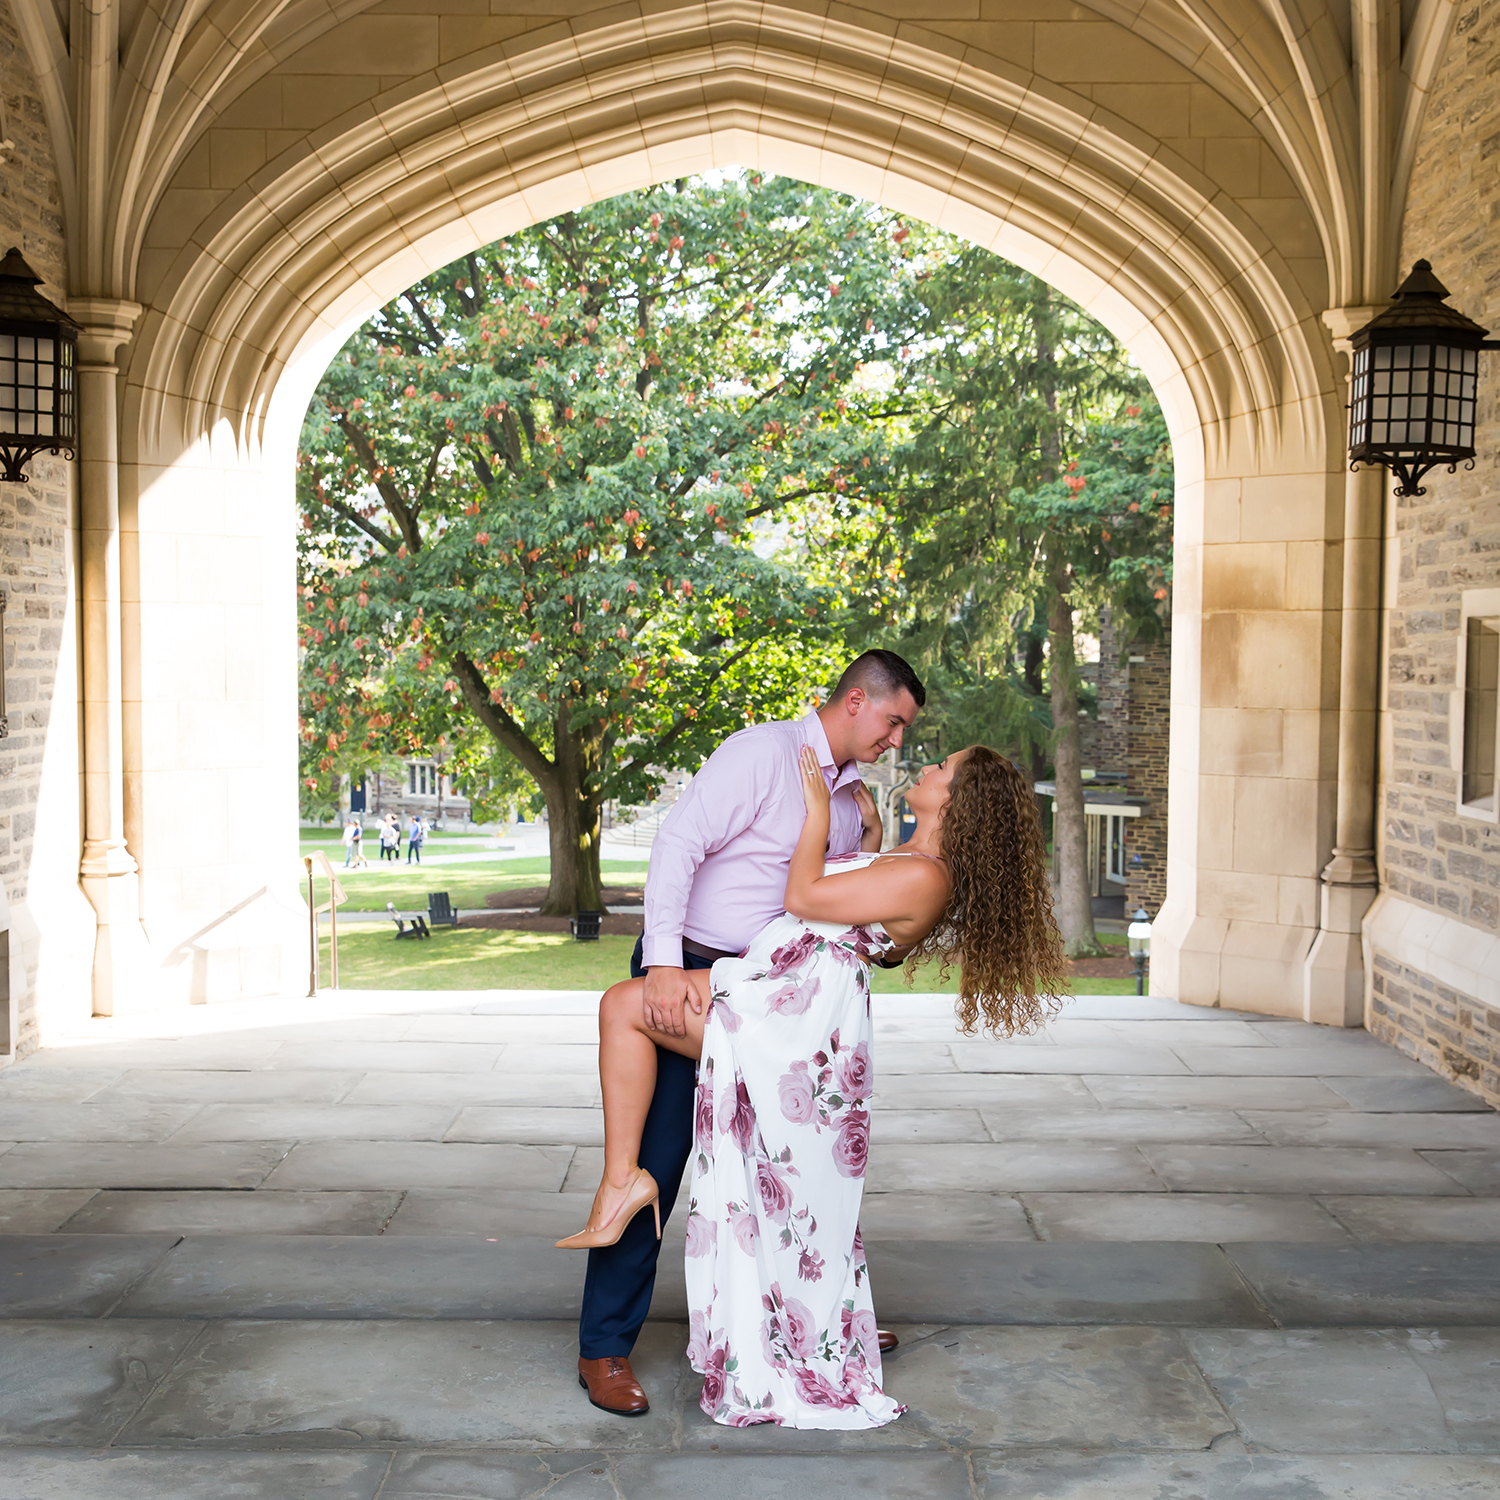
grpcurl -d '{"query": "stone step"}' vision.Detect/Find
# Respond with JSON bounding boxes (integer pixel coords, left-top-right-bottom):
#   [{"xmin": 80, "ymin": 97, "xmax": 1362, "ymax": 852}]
[{"xmin": 3, "ymin": 1234, "xmax": 1498, "ymax": 1327}]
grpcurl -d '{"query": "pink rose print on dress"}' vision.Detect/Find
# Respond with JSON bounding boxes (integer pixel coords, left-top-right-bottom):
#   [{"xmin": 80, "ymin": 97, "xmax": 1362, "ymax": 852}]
[
  {"xmin": 688, "ymin": 1309, "xmax": 713, "ymax": 1368},
  {"xmin": 710, "ymin": 996, "xmax": 742, "ymax": 1033},
  {"xmin": 780, "ymin": 1295, "xmax": 817, "ymax": 1359},
  {"xmin": 718, "ymin": 1073, "xmax": 756, "ymax": 1154},
  {"xmin": 685, "ymin": 1212, "xmax": 716, "ymax": 1258},
  {"xmin": 797, "ymin": 1246, "xmax": 825, "ymax": 1282},
  {"xmin": 769, "ymin": 975, "xmax": 820, "ymax": 1016},
  {"xmin": 699, "ymin": 1341, "xmax": 729, "ymax": 1412},
  {"xmin": 695, "ymin": 1063, "xmax": 715, "ymax": 1153},
  {"xmin": 833, "ymin": 1108, "xmax": 870, "ymax": 1178},
  {"xmin": 836, "ymin": 1042, "xmax": 872, "ymax": 1103},
  {"xmin": 778, "ymin": 1061, "xmax": 817, "ymax": 1125},
  {"xmin": 792, "ymin": 1367, "xmax": 859, "ymax": 1409},
  {"xmin": 766, "ymin": 930, "xmax": 819, "ymax": 978},
  {"xmin": 841, "ymin": 1304, "xmax": 878, "ymax": 1350},
  {"xmin": 729, "ymin": 1204, "xmax": 759, "ymax": 1256},
  {"xmin": 757, "ymin": 1159, "xmax": 796, "ymax": 1224}
]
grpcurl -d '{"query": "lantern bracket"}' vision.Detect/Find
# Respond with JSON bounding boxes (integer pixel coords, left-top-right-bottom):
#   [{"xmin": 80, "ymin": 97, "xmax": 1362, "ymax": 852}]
[{"xmin": 0, "ymin": 439, "xmax": 75, "ymax": 486}]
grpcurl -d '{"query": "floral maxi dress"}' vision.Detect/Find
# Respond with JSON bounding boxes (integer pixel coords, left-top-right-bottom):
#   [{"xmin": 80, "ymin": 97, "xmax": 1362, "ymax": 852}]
[{"xmin": 683, "ymin": 852, "xmax": 904, "ymax": 1429}]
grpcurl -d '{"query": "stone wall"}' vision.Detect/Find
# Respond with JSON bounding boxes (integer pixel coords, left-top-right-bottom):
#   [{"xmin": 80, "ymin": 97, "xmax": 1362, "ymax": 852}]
[
  {"xmin": 1126, "ymin": 633, "xmax": 1171, "ymax": 915},
  {"xmin": 0, "ymin": 0, "xmax": 75, "ymax": 1056},
  {"xmin": 1375, "ymin": 1, "xmax": 1500, "ymax": 1090}
]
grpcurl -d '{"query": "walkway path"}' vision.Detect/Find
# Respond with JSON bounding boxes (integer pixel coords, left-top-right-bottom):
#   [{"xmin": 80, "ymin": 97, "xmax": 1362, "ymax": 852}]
[{"xmin": 0, "ymin": 989, "xmax": 1497, "ymax": 1496}]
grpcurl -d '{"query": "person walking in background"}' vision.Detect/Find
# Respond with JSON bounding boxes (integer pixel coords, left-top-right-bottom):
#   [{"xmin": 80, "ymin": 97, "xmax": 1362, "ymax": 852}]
[
  {"xmin": 341, "ymin": 817, "xmax": 358, "ymax": 867},
  {"xmin": 379, "ymin": 814, "xmax": 400, "ymax": 861},
  {"xmin": 348, "ymin": 820, "xmax": 368, "ymax": 870},
  {"xmin": 407, "ymin": 814, "xmax": 425, "ymax": 863}
]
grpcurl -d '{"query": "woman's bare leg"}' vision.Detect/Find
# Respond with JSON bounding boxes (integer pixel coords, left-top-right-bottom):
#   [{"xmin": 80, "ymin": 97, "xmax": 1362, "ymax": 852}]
[{"xmin": 582, "ymin": 972, "xmax": 712, "ymax": 1234}]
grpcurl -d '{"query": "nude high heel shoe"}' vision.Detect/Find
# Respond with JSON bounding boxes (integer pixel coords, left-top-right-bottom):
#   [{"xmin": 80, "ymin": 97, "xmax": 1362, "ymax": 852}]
[{"xmin": 554, "ymin": 1168, "xmax": 661, "ymax": 1249}]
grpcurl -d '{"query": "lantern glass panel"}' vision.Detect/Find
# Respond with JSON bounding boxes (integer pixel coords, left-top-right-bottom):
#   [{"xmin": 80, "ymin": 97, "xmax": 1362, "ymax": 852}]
[{"xmin": 0, "ymin": 326, "xmax": 66, "ymax": 442}]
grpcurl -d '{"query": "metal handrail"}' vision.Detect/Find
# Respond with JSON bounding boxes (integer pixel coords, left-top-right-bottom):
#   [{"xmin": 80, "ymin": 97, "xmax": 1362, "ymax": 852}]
[{"xmin": 303, "ymin": 850, "xmax": 348, "ymax": 995}]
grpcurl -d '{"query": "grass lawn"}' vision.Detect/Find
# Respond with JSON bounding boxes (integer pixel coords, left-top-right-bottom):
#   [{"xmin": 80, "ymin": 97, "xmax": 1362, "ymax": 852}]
[
  {"xmin": 320, "ymin": 926, "xmax": 1140, "ymax": 996},
  {"xmin": 304, "ymin": 856, "xmax": 649, "ymax": 912}
]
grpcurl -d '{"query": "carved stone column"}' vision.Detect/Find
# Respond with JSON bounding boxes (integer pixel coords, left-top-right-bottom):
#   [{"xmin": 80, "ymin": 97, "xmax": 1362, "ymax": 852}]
[
  {"xmin": 73, "ymin": 297, "xmax": 145, "ymax": 1017},
  {"xmin": 1303, "ymin": 306, "xmax": 1385, "ymax": 1026}
]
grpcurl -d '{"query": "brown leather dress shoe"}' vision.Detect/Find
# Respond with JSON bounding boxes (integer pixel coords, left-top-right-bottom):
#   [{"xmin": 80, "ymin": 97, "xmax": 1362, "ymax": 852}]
[
  {"xmin": 878, "ymin": 1328, "xmax": 899, "ymax": 1354},
  {"xmin": 578, "ymin": 1355, "xmax": 649, "ymax": 1416}
]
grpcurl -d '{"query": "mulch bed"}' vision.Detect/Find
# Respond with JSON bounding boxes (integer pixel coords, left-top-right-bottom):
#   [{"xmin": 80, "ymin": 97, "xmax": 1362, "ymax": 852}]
[
  {"xmin": 1065, "ymin": 955, "xmax": 1136, "ymax": 978},
  {"xmin": 459, "ymin": 911, "xmax": 644, "ymax": 936},
  {"xmin": 483, "ymin": 884, "xmax": 644, "ymax": 910}
]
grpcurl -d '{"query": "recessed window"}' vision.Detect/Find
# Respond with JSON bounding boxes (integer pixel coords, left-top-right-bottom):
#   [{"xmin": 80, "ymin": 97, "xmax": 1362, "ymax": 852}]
[
  {"xmin": 1464, "ymin": 618, "xmax": 1499, "ymax": 811},
  {"xmin": 408, "ymin": 761, "xmax": 436, "ymax": 797}
]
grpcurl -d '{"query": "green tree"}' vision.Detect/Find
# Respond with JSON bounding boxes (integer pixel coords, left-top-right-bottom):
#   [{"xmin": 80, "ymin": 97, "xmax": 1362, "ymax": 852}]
[
  {"xmin": 890, "ymin": 252, "xmax": 1172, "ymax": 955},
  {"xmin": 297, "ymin": 174, "xmax": 917, "ymax": 913}
]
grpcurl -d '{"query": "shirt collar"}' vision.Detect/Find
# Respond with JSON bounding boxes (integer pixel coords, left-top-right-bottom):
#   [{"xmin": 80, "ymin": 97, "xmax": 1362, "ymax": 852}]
[{"xmin": 800, "ymin": 711, "xmax": 863, "ymax": 790}]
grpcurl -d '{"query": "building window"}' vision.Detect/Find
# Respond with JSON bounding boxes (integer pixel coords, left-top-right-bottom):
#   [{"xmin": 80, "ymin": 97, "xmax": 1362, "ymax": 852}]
[
  {"xmin": 1107, "ymin": 812, "xmax": 1128, "ymax": 883},
  {"xmin": 1457, "ymin": 591, "xmax": 1500, "ymax": 819},
  {"xmin": 408, "ymin": 762, "xmax": 436, "ymax": 797}
]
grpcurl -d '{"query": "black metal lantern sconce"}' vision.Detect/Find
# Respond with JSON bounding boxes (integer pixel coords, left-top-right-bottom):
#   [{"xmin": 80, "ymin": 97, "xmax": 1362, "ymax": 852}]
[
  {"xmin": 0, "ymin": 248, "xmax": 79, "ymax": 485},
  {"xmin": 1347, "ymin": 260, "xmax": 1500, "ymax": 497}
]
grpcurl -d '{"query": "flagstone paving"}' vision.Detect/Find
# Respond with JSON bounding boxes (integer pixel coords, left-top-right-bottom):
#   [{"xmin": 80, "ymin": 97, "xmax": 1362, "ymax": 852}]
[{"xmin": 0, "ymin": 988, "xmax": 1496, "ymax": 1497}]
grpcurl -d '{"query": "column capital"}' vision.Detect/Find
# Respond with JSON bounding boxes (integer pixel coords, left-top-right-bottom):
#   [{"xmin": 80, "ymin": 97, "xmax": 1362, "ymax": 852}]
[
  {"xmin": 1320, "ymin": 846, "xmax": 1379, "ymax": 887},
  {"xmin": 1321, "ymin": 305, "xmax": 1383, "ymax": 349},
  {"xmin": 68, "ymin": 297, "xmax": 143, "ymax": 366}
]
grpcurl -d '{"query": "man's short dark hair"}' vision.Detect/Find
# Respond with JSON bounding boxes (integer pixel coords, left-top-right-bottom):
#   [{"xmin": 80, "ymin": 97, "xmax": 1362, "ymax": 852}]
[{"xmin": 831, "ymin": 649, "xmax": 926, "ymax": 709}]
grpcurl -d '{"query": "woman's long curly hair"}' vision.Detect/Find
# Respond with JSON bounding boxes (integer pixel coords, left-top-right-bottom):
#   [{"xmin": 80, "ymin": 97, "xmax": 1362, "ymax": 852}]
[{"xmin": 903, "ymin": 745, "xmax": 1068, "ymax": 1036}]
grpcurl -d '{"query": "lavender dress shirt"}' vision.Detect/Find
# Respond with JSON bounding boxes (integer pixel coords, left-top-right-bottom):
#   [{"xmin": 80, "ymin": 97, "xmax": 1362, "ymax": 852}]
[{"xmin": 640, "ymin": 712, "xmax": 868, "ymax": 968}]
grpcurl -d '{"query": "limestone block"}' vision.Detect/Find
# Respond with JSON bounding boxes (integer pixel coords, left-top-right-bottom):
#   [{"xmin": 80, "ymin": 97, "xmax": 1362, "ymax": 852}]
[{"xmin": 1202, "ymin": 542, "xmax": 1287, "ymax": 611}]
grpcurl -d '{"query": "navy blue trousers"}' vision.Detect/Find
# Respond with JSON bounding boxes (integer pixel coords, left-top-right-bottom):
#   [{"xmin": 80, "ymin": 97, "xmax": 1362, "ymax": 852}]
[{"xmin": 577, "ymin": 936, "xmax": 710, "ymax": 1359}]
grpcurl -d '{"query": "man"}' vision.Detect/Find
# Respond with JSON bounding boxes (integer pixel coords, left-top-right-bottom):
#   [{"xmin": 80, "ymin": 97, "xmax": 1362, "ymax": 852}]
[{"xmin": 576, "ymin": 649, "xmax": 925, "ymax": 1415}]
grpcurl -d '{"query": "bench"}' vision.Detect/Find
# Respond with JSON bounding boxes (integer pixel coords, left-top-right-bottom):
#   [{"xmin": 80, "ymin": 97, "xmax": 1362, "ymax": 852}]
[
  {"xmin": 427, "ymin": 891, "xmax": 460, "ymax": 929},
  {"xmin": 388, "ymin": 901, "xmax": 430, "ymax": 940},
  {"xmin": 570, "ymin": 909, "xmax": 601, "ymax": 941}
]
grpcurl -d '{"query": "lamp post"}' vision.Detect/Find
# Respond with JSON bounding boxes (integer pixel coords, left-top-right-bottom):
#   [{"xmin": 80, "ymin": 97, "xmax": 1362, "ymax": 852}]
[
  {"xmin": 0, "ymin": 248, "xmax": 79, "ymax": 484},
  {"xmin": 1346, "ymin": 259, "xmax": 1500, "ymax": 497},
  {"xmin": 1126, "ymin": 907, "xmax": 1152, "ymax": 997}
]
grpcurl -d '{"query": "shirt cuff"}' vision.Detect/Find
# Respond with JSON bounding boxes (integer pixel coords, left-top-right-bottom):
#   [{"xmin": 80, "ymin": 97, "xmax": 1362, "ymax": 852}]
[{"xmin": 640, "ymin": 934, "xmax": 684, "ymax": 969}]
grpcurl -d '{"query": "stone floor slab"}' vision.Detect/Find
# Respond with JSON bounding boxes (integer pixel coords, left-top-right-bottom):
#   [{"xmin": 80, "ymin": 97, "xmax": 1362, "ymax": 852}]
[
  {"xmin": 1326, "ymin": 1076, "xmax": 1492, "ymax": 1112},
  {"xmin": 341, "ymin": 1071, "xmax": 601, "ymax": 1108},
  {"xmin": 1244, "ymin": 1112, "xmax": 1500, "ymax": 1148},
  {"xmin": 0, "ymin": 1142, "xmax": 292, "ymax": 1190},
  {"xmin": 1186, "ymin": 1328, "xmax": 1467, "ymax": 1452},
  {"xmin": 0, "ymin": 1448, "xmax": 391, "ymax": 1498},
  {"xmin": 1141, "ymin": 1145, "xmax": 1467, "ymax": 1195},
  {"xmin": 483, "ymin": 1044, "xmax": 599, "ymax": 1075},
  {"xmin": 0, "ymin": 1235, "xmax": 181, "ymax": 1316},
  {"xmin": 1173, "ymin": 1047, "xmax": 1430, "ymax": 1078},
  {"xmin": 170, "ymin": 1105, "xmax": 459, "ymax": 1143},
  {"xmin": 980, "ymin": 1108, "xmax": 1261, "ymax": 1143},
  {"xmin": 974, "ymin": 1451, "xmax": 1500, "ymax": 1497},
  {"xmin": 1021, "ymin": 1193, "xmax": 1351, "ymax": 1243},
  {"xmin": 0, "ymin": 1189, "xmax": 98, "ymax": 1233},
  {"xmin": 881, "ymin": 1324, "xmax": 1233, "ymax": 1450},
  {"xmin": 58, "ymin": 1190, "xmax": 403, "ymax": 1236},
  {"xmin": 1083, "ymin": 1076, "xmax": 1353, "ymax": 1110},
  {"xmin": 20, "ymin": 1042, "xmax": 284, "ymax": 1072},
  {"xmin": 1322, "ymin": 1195, "xmax": 1500, "ymax": 1241},
  {"xmin": 0, "ymin": 1069, "xmax": 127, "ymax": 1101},
  {"xmin": 111, "ymin": 1235, "xmax": 596, "ymax": 1320},
  {"xmin": 381, "ymin": 1450, "xmax": 616, "ymax": 1498},
  {"xmin": 609, "ymin": 1453, "xmax": 975, "ymax": 1499},
  {"xmin": 1421, "ymin": 1150, "xmax": 1500, "ymax": 1194},
  {"xmin": 446, "ymin": 1107, "xmax": 607, "ymax": 1145},
  {"xmin": 864, "ymin": 1241, "xmax": 1268, "ymax": 1325},
  {"xmin": 0, "ymin": 1101, "xmax": 202, "ymax": 1143},
  {"xmin": 0, "ymin": 1320, "xmax": 201, "ymax": 1445},
  {"xmin": 873, "ymin": 1074, "xmax": 1097, "ymax": 1108},
  {"xmin": 265, "ymin": 1042, "xmax": 506, "ymax": 1074},
  {"xmin": 951, "ymin": 1046, "xmax": 1189, "ymax": 1075},
  {"xmin": 1223, "ymin": 1243, "xmax": 1500, "ymax": 1324},
  {"xmin": 260, "ymin": 1141, "xmax": 573, "ymax": 1192},
  {"xmin": 118, "ymin": 1319, "xmax": 683, "ymax": 1448},
  {"xmin": 90, "ymin": 1071, "xmax": 364, "ymax": 1103},
  {"xmin": 869, "ymin": 1109, "xmax": 990, "ymax": 1144},
  {"xmin": 383, "ymin": 1189, "xmax": 613, "ymax": 1239},
  {"xmin": 858, "ymin": 1191, "xmax": 1036, "ymax": 1241},
  {"xmin": 402, "ymin": 1014, "xmax": 601, "ymax": 1044},
  {"xmin": 865, "ymin": 1142, "xmax": 1163, "ymax": 1193}
]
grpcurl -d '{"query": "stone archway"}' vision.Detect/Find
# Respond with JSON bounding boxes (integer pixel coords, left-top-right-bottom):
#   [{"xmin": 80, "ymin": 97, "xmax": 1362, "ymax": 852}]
[{"xmin": 102, "ymin": 5, "xmax": 1349, "ymax": 1019}]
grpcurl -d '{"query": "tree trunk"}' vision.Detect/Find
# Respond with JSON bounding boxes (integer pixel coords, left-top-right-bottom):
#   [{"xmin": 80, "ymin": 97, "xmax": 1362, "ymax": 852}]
[
  {"xmin": 538, "ymin": 700, "xmax": 607, "ymax": 916},
  {"xmin": 1048, "ymin": 579, "xmax": 1104, "ymax": 958}
]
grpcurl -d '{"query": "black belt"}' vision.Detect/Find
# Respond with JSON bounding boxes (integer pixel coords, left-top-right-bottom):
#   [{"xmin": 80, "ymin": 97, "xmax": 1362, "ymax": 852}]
[{"xmin": 682, "ymin": 937, "xmax": 737, "ymax": 963}]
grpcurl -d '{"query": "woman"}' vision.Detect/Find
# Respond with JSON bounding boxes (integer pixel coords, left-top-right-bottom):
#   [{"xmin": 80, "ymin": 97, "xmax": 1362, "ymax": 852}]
[{"xmin": 558, "ymin": 745, "xmax": 1066, "ymax": 1428}]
